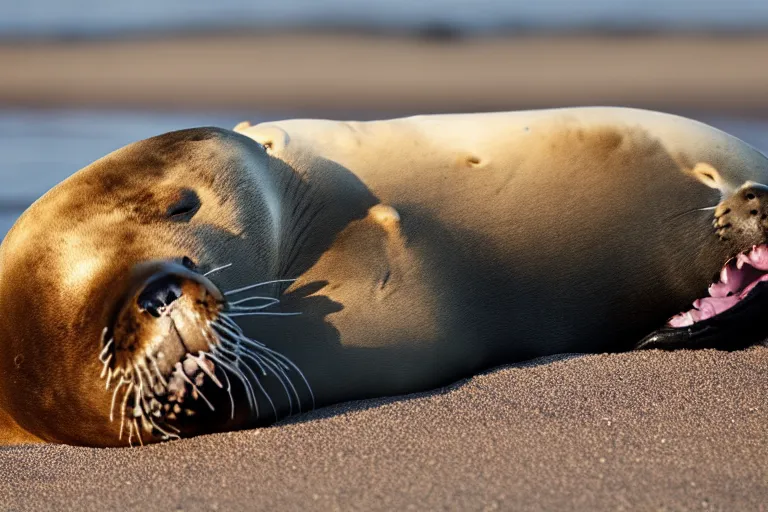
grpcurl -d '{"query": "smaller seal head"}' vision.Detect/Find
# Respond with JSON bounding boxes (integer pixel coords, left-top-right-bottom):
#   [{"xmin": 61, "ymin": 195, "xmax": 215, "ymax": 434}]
[{"xmin": 639, "ymin": 182, "xmax": 768, "ymax": 351}]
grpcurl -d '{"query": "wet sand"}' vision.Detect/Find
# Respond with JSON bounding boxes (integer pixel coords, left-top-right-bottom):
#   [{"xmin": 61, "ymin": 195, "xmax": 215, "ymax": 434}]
[{"xmin": 2, "ymin": 33, "xmax": 768, "ymax": 115}]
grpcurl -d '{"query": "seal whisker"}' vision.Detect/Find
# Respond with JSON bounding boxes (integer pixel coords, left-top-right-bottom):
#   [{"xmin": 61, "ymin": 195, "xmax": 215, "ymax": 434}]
[
  {"xmin": 214, "ymin": 316, "xmax": 314, "ymax": 409},
  {"xmin": 224, "ymin": 278, "xmax": 297, "ymax": 296},
  {"xmin": 132, "ymin": 418, "xmax": 143, "ymax": 447},
  {"xmin": 109, "ymin": 376, "xmax": 129, "ymax": 422},
  {"xmin": 147, "ymin": 415, "xmax": 180, "ymax": 441},
  {"xmin": 218, "ymin": 337, "xmax": 298, "ymax": 411},
  {"xmin": 187, "ymin": 353, "xmax": 224, "ymax": 388},
  {"xmin": 105, "ymin": 367, "xmax": 114, "ymax": 390},
  {"xmin": 227, "ymin": 311, "xmax": 302, "ymax": 317},
  {"xmin": 230, "ymin": 296, "xmax": 280, "ymax": 306},
  {"xmin": 205, "ymin": 350, "xmax": 257, "ymax": 414},
  {"xmin": 253, "ymin": 352, "xmax": 299, "ymax": 413},
  {"xmin": 211, "ymin": 320, "xmax": 263, "ymax": 346},
  {"xmin": 137, "ymin": 360, "xmax": 155, "ymax": 390},
  {"xmin": 119, "ymin": 381, "xmax": 135, "ymax": 440},
  {"xmin": 173, "ymin": 362, "xmax": 216, "ymax": 412},
  {"xmin": 204, "ymin": 263, "xmax": 233, "ymax": 277},
  {"xmin": 225, "ymin": 347, "xmax": 278, "ymax": 419},
  {"xmin": 228, "ymin": 303, "xmax": 281, "ymax": 312},
  {"xmin": 214, "ymin": 340, "xmax": 277, "ymax": 418},
  {"xmin": 211, "ymin": 324, "xmax": 288, "ymax": 375},
  {"xmin": 254, "ymin": 346, "xmax": 292, "ymax": 372},
  {"xmin": 100, "ymin": 354, "xmax": 113, "ymax": 378},
  {"xmin": 221, "ymin": 323, "xmax": 298, "ymax": 376},
  {"xmin": 135, "ymin": 365, "xmax": 154, "ymax": 419},
  {"xmin": 214, "ymin": 358, "xmax": 237, "ymax": 420},
  {"xmin": 133, "ymin": 378, "xmax": 144, "ymax": 418},
  {"xmin": 211, "ymin": 344, "xmax": 271, "ymax": 420},
  {"xmin": 215, "ymin": 316, "xmax": 257, "ymax": 340},
  {"xmin": 146, "ymin": 353, "xmax": 168, "ymax": 387},
  {"xmin": 261, "ymin": 348, "xmax": 314, "ymax": 409},
  {"xmin": 215, "ymin": 316, "xmax": 296, "ymax": 375},
  {"xmin": 218, "ymin": 332, "xmax": 268, "ymax": 377},
  {"xmin": 163, "ymin": 421, "xmax": 180, "ymax": 435},
  {"xmin": 99, "ymin": 338, "xmax": 113, "ymax": 363},
  {"xmin": 668, "ymin": 205, "xmax": 719, "ymax": 220}
]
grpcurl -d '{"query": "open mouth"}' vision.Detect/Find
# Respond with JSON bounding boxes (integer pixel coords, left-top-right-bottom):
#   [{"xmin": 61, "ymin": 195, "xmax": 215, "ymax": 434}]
[{"xmin": 669, "ymin": 244, "xmax": 768, "ymax": 328}]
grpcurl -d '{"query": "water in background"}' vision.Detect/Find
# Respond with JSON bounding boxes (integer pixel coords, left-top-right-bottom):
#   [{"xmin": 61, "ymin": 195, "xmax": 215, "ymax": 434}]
[
  {"xmin": 1, "ymin": 108, "xmax": 768, "ymax": 238},
  {"xmin": 3, "ymin": 0, "xmax": 768, "ymax": 38}
]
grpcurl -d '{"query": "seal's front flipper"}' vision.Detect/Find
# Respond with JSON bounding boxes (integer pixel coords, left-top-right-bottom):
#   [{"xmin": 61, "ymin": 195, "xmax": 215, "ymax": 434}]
[{"xmin": 636, "ymin": 281, "xmax": 768, "ymax": 351}]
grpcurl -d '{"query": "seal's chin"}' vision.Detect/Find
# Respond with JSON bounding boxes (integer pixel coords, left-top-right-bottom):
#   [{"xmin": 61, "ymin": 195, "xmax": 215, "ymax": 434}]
[{"xmin": 668, "ymin": 245, "xmax": 768, "ymax": 327}]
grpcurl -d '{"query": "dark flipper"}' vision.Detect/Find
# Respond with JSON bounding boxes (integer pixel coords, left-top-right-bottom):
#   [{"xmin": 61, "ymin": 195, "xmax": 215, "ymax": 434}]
[{"xmin": 636, "ymin": 281, "xmax": 768, "ymax": 351}]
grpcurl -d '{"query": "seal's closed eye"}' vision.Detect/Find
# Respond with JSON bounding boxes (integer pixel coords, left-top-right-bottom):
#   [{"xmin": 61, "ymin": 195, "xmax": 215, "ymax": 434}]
[{"xmin": 166, "ymin": 189, "xmax": 201, "ymax": 222}]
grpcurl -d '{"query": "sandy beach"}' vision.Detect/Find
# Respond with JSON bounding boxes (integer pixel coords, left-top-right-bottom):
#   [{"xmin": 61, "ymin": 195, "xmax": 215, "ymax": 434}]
[
  {"xmin": 2, "ymin": 31, "xmax": 768, "ymax": 511},
  {"xmin": 2, "ymin": 348, "xmax": 767, "ymax": 511},
  {"xmin": 2, "ymin": 33, "xmax": 768, "ymax": 115}
]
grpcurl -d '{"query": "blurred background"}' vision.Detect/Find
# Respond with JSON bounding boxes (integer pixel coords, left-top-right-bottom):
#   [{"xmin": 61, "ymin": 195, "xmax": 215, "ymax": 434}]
[{"xmin": 2, "ymin": 0, "xmax": 768, "ymax": 237}]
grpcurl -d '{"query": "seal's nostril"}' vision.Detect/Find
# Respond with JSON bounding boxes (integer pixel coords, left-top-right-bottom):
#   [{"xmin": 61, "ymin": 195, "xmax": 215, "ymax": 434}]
[
  {"xmin": 137, "ymin": 275, "xmax": 184, "ymax": 317},
  {"xmin": 139, "ymin": 297, "xmax": 165, "ymax": 318}
]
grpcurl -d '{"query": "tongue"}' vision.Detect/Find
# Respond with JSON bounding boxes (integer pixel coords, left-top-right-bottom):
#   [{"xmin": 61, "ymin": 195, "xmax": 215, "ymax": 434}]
[
  {"xmin": 668, "ymin": 295, "xmax": 741, "ymax": 327},
  {"xmin": 667, "ymin": 245, "xmax": 768, "ymax": 328}
]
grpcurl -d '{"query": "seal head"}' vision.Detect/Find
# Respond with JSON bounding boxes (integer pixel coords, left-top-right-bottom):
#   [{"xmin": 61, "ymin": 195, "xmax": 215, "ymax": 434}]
[{"xmin": 0, "ymin": 128, "xmax": 299, "ymax": 446}]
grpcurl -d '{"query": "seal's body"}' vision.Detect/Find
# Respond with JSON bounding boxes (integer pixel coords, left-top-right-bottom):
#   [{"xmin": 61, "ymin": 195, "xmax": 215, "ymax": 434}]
[
  {"xmin": 237, "ymin": 109, "xmax": 768, "ymax": 405},
  {"xmin": 2, "ymin": 108, "xmax": 767, "ymax": 446}
]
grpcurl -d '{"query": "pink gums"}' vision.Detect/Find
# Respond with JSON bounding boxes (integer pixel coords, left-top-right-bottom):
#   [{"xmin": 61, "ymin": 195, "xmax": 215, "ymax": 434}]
[{"xmin": 668, "ymin": 245, "xmax": 768, "ymax": 328}]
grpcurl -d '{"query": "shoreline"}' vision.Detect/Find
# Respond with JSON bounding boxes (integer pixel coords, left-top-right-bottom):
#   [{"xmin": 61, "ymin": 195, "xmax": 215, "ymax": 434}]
[{"xmin": 2, "ymin": 33, "xmax": 768, "ymax": 116}]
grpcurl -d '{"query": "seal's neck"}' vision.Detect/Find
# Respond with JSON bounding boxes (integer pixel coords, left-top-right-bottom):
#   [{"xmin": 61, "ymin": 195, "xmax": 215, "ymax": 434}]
[{"xmin": 267, "ymin": 155, "xmax": 379, "ymax": 279}]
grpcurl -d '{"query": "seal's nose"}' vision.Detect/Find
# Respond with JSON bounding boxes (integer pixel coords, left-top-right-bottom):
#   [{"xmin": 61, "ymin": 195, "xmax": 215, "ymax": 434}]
[
  {"xmin": 137, "ymin": 274, "xmax": 184, "ymax": 317},
  {"xmin": 714, "ymin": 182, "xmax": 768, "ymax": 245}
]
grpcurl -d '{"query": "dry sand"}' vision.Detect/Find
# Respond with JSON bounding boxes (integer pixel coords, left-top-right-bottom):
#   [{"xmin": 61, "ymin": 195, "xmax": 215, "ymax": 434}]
[
  {"xmin": 2, "ymin": 32, "xmax": 768, "ymax": 511},
  {"xmin": 2, "ymin": 33, "xmax": 768, "ymax": 115},
  {"xmin": 1, "ymin": 347, "xmax": 767, "ymax": 511}
]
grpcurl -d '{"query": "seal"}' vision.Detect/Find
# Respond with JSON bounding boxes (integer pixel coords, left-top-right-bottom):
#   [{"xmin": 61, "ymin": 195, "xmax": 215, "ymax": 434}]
[{"xmin": 1, "ymin": 108, "xmax": 767, "ymax": 447}]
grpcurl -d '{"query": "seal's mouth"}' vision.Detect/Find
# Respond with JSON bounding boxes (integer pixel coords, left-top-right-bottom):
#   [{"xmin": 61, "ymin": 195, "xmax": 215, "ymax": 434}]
[
  {"xmin": 668, "ymin": 244, "xmax": 768, "ymax": 327},
  {"xmin": 98, "ymin": 260, "xmax": 313, "ymax": 446}
]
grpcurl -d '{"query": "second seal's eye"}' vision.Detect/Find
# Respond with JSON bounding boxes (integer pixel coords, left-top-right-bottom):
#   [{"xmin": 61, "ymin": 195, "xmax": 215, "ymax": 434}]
[{"xmin": 166, "ymin": 189, "xmax": 201, "ymax": 222}]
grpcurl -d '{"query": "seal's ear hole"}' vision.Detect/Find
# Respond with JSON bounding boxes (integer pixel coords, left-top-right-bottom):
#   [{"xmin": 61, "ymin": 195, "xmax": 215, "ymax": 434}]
[
  {"xmin": 691, "ymin": 163, "xmax": 725, "ymax": 190},
  {"xmin": 166, "ymin": 188, "xmax": 201, "ymax": 222}
]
